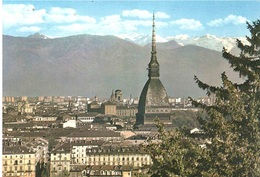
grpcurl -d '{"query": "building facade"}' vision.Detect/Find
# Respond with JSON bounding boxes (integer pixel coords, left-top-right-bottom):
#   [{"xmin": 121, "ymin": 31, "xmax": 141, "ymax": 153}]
[
  {"xmin": 2, "ymin": 146, "xmax": 36, "ymax": 177},
  {"xmin": 50, "ymin": 143, "xmax": 71, "ymax": 177},
  {"xmin": 101, "ymin": 101, "xmax": 117, "ymax": 115}
]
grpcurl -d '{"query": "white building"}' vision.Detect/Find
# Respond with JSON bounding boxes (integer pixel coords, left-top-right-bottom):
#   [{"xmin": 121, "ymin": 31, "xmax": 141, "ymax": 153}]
[
  {"xmin": 77, "ymin": 113, "xmax": 98, "ymax": 123},
  {"xmin": 63, "ymin": 120, "xmax": 77, "ymax": 128}
]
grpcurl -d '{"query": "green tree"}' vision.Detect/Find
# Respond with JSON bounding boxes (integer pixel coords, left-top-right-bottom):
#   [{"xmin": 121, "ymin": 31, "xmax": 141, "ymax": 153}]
[
  {"xmin": 190, "ymin": 20, "xmax": 260, "ymax": 176},
  {"xmin": 144, "ymin": 20, "xmax": 260, "ymax": 177},
  {"xmin": 143, "ymin": 122, "xmax": 205, "ymax": 177}
]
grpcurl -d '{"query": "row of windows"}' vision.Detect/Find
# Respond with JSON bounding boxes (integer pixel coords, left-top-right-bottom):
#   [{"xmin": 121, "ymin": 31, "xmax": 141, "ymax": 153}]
[
  {"xmin": 3, "ymin": 160, "xmax": 31, "ymax": 165},
  {"xmin": 79, "ymin": 117, "xmax": 95, "ymax": 120},
  {"xmin": 53, "ymin": 157, "xmax": 68, "ymax": 161},
  {"xmin": 85, "ymin": 161, "xmax": 146, "ymax": 166},
  {"xmin": 87, "ymin": 156, "xmax": 149, "ymax": 161},
  {"xmin": 3, "ymin": 173, "xmax": 33, "ymax": 177},
  {"xmin": 3, "ymin": 166, "xmax": 32, "ymax": 171},
  {"xmin": 147, "ymin": 109, "xmax": 169, "ymax": 113},
  {"xmin": 4, "ymin": 155, "xmax": 31, "ymax": 158},
  {"xmin": 52, "ymin": 166, "xmax": 67, "ymax": 171},
  {"xmin": 52, "ymin": 153, "xmax": 67, "ymax": 156},
  {"xmin": 52, "ymin": 162, "xmax": 69, "ymax": 165}
]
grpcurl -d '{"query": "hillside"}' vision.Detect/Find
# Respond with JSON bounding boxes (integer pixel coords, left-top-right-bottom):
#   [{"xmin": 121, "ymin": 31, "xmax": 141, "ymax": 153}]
[{"xmin": 3, "ymin": 34, "xmax": 241, "ymax": 98}]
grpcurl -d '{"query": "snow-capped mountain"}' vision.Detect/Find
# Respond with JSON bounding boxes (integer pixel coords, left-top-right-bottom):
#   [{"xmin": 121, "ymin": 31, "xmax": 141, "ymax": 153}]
[
  {"xmin": 167, "ymin": 34, "xmax": 248, "ymax": 52},
  {"xmin": 116, "ymin": 33, "xmax": 168, "ymax": 46},
  {"xmin": 117, "ymin": 33, "xmax": 248, "ymax": 52}
]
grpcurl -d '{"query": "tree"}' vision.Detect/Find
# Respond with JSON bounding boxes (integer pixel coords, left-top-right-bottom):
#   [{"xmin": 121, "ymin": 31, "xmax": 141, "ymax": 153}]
[
  {"xmin": 191, "ymin": 20, "xmax": 260, "ymax": 176},
  {"xmin": 144, "ymin": 20, "xmax": 260, "ymax": 177},
  {"xmin": 143, "ymin": 122, "xmax": 205, "ymax": 177}
]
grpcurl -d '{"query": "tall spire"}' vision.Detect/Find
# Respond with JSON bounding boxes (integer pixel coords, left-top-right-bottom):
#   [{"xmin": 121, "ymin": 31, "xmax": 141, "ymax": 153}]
[
  {"xmin": 152, "ymin": 12, "xmax": 156, "ymax": 54},
  {"xmin": 148, "ymin": 12, "xmax": 160, "ymax": 79}
]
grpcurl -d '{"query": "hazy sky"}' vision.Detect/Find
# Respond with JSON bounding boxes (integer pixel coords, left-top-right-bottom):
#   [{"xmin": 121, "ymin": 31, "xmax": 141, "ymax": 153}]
[{"xmin": 2, "ymin": 1, "xmax": 260, "ymax": 38}]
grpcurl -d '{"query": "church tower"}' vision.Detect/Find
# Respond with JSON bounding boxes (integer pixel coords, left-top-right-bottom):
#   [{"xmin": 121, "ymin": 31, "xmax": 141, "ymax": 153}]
[{"xmin": 136, "ymin": 13, "xmax": 171, "ymax": 125}]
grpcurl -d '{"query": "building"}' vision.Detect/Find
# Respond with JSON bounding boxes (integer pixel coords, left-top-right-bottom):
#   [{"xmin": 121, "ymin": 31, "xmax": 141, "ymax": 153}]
[
  {"xmin": 101, "ymin": 101, "xmax": 117, "ymax": 115},
  {"xmin": 85, "ymin": 145, "xmax": 151, "ymax": 167},
  {"xmin": 50, "ymin": 143, "xmax": 71, "ymax": 177},
  {"xmin": 33, "ymin": 115, "xmax": 57, "ymax": 122},
  {"xmin": 66, "ymin": 130, "xmax": 122, "ymax": 142},
  {"xmin": 77, "ymin": 112, "xmax": 99, "ymax": 123},
  {"xmin": 49, "ymin": 141, "xmax": 151, "ymax": 177},
  {"xmin": 24, "ymin": 102, "xmax": 35, "ymax": 114},
  {"xmin": 2, "ymin": 146, "xmax": 37, "ymax": 177},
  {"xmin": 70, "ymin": 140, "xmax": 104, "ymax": 165},
  {"xmin": 116, "ymin": 105, "xmax": 138, "ymax": 118},
  {"xmin": 115, "ymin": 90, "xmax": 123, "ymax": 102},
  {"xmin": 63, "ymin": 119, "xmax": 77, "ymax": 128},
  {"xmin": 87, "ymin": 97, "xmax": 101, "ymax": 113},
  {"xmin": 136, "ymin": 14, "xmax": 172, "ymax": 125}
]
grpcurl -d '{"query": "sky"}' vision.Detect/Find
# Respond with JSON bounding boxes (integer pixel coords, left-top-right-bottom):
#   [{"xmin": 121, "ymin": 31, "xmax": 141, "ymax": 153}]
[{"xmin": 2, "ymin": 1, "xmax": 260, "ymax": 39}]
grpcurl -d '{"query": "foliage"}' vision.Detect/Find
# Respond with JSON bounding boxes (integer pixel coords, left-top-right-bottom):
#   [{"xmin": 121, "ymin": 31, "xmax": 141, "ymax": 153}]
[
  {"xmin": 40, "ymin": 168, "xmax": 48, "ymax": 177},
  {"xmin": 190, "ymin": 20, "xmax": 260, "ymax": 176},
  {"xmin": 171, "ymin": 110, "xmax": 201, "ymax": 128},
  {"xmin": 144, "ymin": 20, "xmax": 260, "ymax": 177},
  {"xmin": 143, "ymin": 121, "xmax": 205, "ymax": 177}
]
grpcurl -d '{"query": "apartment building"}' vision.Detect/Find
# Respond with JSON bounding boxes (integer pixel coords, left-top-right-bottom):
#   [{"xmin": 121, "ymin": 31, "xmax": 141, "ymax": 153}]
[
  {"xmin": 2, "ymin": 146, "xmax": 37, "ymax": 177},
  {"xmin": 50, "ymin": 143, "xmax": 71, "ymax": 177},
  {"xmin": 85, "ymin": 145, "xmax": 151, "ymax": 167}
]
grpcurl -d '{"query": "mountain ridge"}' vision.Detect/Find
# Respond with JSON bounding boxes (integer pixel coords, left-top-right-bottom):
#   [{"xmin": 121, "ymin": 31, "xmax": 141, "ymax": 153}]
[{"xmin": 3, "ymin": 34, "xmax": 242, "ymax": 99}]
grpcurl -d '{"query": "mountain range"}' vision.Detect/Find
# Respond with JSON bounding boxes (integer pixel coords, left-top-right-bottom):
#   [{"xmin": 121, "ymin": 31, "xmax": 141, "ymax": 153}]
[
  {"xmin": 3, "ymin": 33, "xmax": 243, "ymax": 99},
  {"xmin": 117, "ymin": 33, "xmax": 248, "ymax": 52}
]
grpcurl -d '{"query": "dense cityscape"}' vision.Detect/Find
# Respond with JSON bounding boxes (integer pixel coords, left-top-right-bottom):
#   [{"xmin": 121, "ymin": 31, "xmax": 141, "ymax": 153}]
[
  {"xmin": 2, "ymin": 92, "xmax": 212, "ymax": 177},
  {"xmin": 3, "ymin": 2, "xmax": 260, "ymax": 176},
  {"xmin": 2, "ymin": 14, "xmax": 215, "ymax": 177}
]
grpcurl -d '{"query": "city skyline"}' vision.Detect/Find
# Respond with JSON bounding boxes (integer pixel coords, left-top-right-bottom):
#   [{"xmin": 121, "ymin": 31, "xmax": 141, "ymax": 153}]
[{"xmin": 3, "ymin": 1, "xmax": 260, "ymax": 39}]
